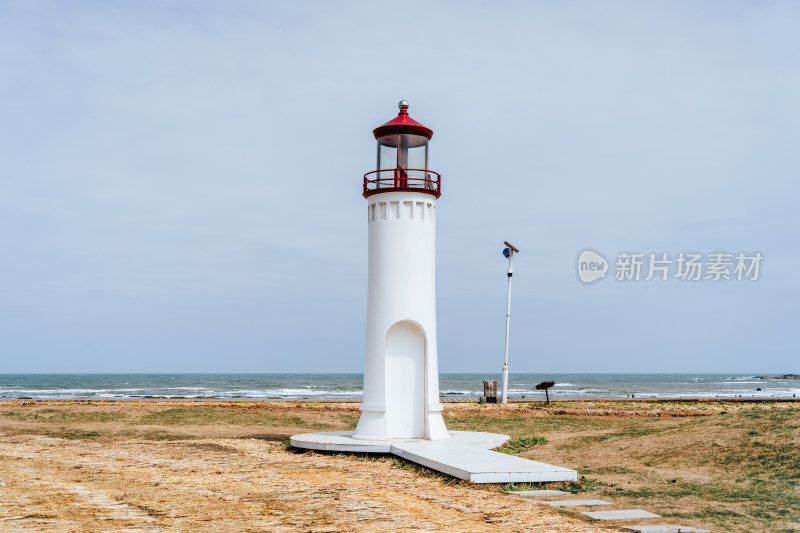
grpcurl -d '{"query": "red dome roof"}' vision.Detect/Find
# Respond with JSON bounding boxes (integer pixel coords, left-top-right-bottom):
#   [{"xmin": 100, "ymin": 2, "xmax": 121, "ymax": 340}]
[{"xmin": 373, "ymin": 101, "xmax": 433, "ymax": 140}]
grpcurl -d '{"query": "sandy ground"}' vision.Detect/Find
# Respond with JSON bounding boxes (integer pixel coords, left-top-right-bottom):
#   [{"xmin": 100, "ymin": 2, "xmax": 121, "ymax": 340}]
[
  {"xmin": 0, "ymin": 401, "xmax": 619, "ymax": 533},
  {"xmin": 1, "ymin": 399, "xmax": 797, "ymax": 532}
]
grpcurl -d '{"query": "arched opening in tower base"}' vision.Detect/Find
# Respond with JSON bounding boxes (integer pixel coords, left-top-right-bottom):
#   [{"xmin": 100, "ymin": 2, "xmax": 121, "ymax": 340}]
[{"xmin": 384, "ymin": 320, "xmax": 426, "ymax": 439}]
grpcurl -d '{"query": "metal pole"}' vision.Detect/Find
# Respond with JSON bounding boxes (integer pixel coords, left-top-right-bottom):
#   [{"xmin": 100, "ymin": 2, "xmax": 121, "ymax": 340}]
[{"xmin": 501, "ymin": 253, "xmax": 513, "ymax": 404}]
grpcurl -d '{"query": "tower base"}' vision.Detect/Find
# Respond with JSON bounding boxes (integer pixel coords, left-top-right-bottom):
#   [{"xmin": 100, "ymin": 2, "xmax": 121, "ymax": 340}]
[
  {"xmin": 289, "ymin": 431, "xmax": 578, "ymax": 484},
  {"xmin": 353, "ymin": 409, "xmax": 449, "ymax": 441}
]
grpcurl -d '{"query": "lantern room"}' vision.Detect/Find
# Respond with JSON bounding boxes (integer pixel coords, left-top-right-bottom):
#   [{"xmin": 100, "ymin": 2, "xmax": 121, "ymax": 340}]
[{"xmin": 364, "ymin": 101, "xmax": 441, "ymax": 198}]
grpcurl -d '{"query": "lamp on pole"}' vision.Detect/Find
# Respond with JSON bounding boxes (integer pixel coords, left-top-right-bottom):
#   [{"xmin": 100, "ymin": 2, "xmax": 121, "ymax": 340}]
[{"xmin": 501, "ymin": 241, "xmax": 519, "ymax": 405}]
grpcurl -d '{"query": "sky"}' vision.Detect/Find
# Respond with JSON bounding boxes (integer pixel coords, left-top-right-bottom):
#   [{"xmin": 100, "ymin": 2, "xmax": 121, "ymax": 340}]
[{"xmin": 0, "ymin": 1, "xmax": 797, "ymax": 374}]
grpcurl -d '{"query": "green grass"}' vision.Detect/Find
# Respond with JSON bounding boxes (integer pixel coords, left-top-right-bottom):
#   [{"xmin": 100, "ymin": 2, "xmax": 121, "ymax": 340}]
[
  {"xmin": 604, "ymin": 455, "xmax": 799, "ymax": 529},
  {"xmin": 1, "ymin": 408, "xmax": 125, "ymax": 424},
  {"xmin": 136, "ymin": 407, "xmax": 338, "ymax": 430},
  {"xmin": 134, "ymin": 430, "xmax": 194, "ymax": 441},
  {"xmin": 53, "ymin": 428, "xmax": 104, "ymax": 440},
  {"xmin": 573, "ymin": 422, "xmax": 667, "ymax": 444},
  {"xmin": 496, "ymin": 436, "xmax": 546, "ymax": 454},
  {"xmin": 1, "ymin": 405, "xmax": 356, "ymax": 439},
  {"xmin": 443, "ymin": 404, "xmax": 800, "ymax": 532},
  {"xmin": 442, "ymin": 413, "xmax": 610, "ymax": 434},
  {"xmin": 582, "ymin": 465, "xmax": 637, "ymax": 475},
  {"xmin": 18, "ymin": 426, "xmax": 191, "ymax": 441},
  {"xmin": 562, "ymin": 476, "xmax": 610, "ymax": 494},
  {"xmin": 502, "ymin": 477, "xmax": 614, "ymax": 495},
  {"xmin": 501, "ymin": 482, "xmax": 540, "ymax": 492}
]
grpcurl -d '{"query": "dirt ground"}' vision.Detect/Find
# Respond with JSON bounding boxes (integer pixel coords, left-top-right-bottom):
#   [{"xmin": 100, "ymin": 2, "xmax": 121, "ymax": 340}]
[
  {"xmin": 0, "ymin": 399, "xmax": 797, "ymax": 532},
  {"xmin": 0, "ymin": 400, "xmax": 616, "ymax": 532}
]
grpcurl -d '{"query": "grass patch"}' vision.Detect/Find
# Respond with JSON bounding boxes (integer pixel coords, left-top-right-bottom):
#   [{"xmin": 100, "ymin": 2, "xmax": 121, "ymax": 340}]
[
  {"xmin": 52, "ymin": 428, "xmax": 104, "ymax": 440},
  {"xmin": 718, "ymin": 440, "xmax": 800, "ymax": 479},
  {"xmin": 336, "ymin": 413, "xmax": 359, "ymax": 427},
  {"xmin": 136, "ymin": 407, "xmax": 337, "ymax": 431},
  {"xmin": 618, "ymin": 477, "xmax": 799, "ymax": 529},
  {"xmin": 138, "ymin": 407, "xmax": 251, "ymax": 425},
  {"xmin": 136, "ymin": 430, "xmax": 193, "ymax": 441},
  {"xmin": 502, "ymin": 482, "xmax": 541, "ymax": 492},
  {"xmin": 446, "ymin": 403, "xmax": 800, "ymax": 532},
  {"xmin": 496, "ymin": 436, "xmax": 546, "ymax": 454},
  {"xmin": 443, "ymin": 413, "xmax": 609, "ymax": 434},
  {"xmin": 576, "ymin": 423, "xmax": 666, "ymax": 444},
  {"xmin": 562, "ymin": 476, "xmax": 610, "ymax": 494},
  {"xmin": 1, "ymin": 408, "xmax": 124, "ymax": 424},
  {"xmin": 584, "ymin": 465, "xmax": 637, "ymax": 475}
]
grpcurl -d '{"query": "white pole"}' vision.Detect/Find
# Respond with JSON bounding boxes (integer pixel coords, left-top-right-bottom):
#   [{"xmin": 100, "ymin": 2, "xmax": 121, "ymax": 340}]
[{"xmin": 501, "ymin": 253, "xmax": 513, "ymax": 404}]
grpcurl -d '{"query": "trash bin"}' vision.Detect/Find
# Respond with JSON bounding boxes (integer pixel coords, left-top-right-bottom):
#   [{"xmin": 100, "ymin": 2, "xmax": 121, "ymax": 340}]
[{"xmin": 482, "ymin": 380, "xmax": 498, "ymax": 404}]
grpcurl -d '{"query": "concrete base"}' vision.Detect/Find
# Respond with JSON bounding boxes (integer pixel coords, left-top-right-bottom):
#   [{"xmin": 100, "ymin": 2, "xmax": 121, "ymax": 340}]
[{"xmin": 290, "ymin": 430, "xmax": 578, "ymax": 484}]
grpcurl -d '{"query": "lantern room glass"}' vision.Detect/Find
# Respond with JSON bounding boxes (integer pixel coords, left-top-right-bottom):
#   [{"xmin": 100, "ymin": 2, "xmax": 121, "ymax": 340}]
[
  {"xmin": 377, "ymin": 134, "xmax": 429, "ymax": 172},
  {"xmin": 376, "ymin": 133, "xmax": 429, "ymax": 190}
]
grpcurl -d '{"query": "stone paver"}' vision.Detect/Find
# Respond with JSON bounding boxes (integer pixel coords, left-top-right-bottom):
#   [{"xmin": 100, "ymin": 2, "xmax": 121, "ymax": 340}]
[
  {"xmin": 583, "ymin": 509, "xmax": 661, "ymax": 520},
  {"xmin": 540, "ymin": 499, "xmax": 612, "ymax": 507},
  {"xmin": 622, "ymin": 526, "xmax": 710, "ymax": 533},
  {"xmin": 507, "ymin": 490, "xmax": 570, "ymax": 498}
]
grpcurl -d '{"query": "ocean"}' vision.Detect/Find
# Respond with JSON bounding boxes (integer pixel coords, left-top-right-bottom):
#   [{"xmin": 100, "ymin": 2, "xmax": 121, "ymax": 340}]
[{"xmin": 0, "ymin": 373, "xmax": 797, "ymax": 401}]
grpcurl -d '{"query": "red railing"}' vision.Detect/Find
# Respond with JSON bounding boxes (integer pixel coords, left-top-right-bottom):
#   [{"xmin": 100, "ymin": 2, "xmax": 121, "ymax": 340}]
[{"xmin": 363, "ymin": 168, "xmax": 441, "ymax": 198}]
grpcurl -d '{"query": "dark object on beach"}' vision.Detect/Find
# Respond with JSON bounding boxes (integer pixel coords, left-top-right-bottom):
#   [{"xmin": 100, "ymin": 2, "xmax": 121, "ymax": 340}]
[
  {"xmin": 481, "ymin": 380, "xmax": 497, "ymax": 404},
  {"xmin": 756, "ymin": 387, "xmax": 762, "ymax": 391},
  {"xmin": 535, "ymin": 381, "xmax": 555, "ymax": 404}
]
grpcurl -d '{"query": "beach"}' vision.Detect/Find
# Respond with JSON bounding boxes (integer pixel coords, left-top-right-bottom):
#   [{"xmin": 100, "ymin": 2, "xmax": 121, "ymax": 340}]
[{"xmin": 0, "ymin": 399, "xmax": 797, "ymax": 532}]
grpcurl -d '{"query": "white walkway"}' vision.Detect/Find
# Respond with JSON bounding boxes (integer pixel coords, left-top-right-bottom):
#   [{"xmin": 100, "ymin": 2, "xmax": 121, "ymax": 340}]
[{"xmin": 290, "ymin": 430, "xmax": 577, "ymax": 484}]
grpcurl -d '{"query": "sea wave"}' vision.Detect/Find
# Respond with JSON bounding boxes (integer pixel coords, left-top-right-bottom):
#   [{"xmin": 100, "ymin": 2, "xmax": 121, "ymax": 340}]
[{"xmin": 1, "ymin": 374, "xmax": 798, "ymax": 401}]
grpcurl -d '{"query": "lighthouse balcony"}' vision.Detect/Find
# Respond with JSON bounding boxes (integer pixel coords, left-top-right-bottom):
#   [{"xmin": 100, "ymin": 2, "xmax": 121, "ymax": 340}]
[{"xmin": 363, "ymin": 169, "xmax": 441, "ymax": 199}]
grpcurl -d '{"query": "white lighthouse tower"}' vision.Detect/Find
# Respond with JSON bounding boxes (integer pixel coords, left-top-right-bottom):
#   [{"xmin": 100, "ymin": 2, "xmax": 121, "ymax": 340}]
[
  {"xmin": 290, "ymin": 104, "xmax": 577, "ymax": 485},
  {"xmin": 353, "ymin": 101, "xmax": 449, "ymax": 441}
]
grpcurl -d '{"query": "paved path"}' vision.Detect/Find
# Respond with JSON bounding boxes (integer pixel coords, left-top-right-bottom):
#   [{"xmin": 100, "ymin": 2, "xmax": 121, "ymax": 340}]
[{"xmin": 509, "ymin": 490, "xmax": 711, "ymax": 532}]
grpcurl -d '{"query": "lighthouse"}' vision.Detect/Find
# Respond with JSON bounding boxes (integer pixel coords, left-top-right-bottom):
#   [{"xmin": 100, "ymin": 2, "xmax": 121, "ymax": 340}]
[
  {"xmin": 290, "ymin": 103, "xmax": 577, "ymax": 485},
  {"xmin": 353, "ymin": 101, "xmax": 449, "ymax": 441}
]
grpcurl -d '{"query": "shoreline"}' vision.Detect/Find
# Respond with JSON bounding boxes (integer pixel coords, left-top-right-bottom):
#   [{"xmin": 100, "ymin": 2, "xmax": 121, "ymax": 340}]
[
  {"xmin": 1, "ymin": 396, "xmax": 798, "ymax": 403},
  {"xmin": 4, "ymin": 373, "xmax": 797, "ymax": 404}
]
